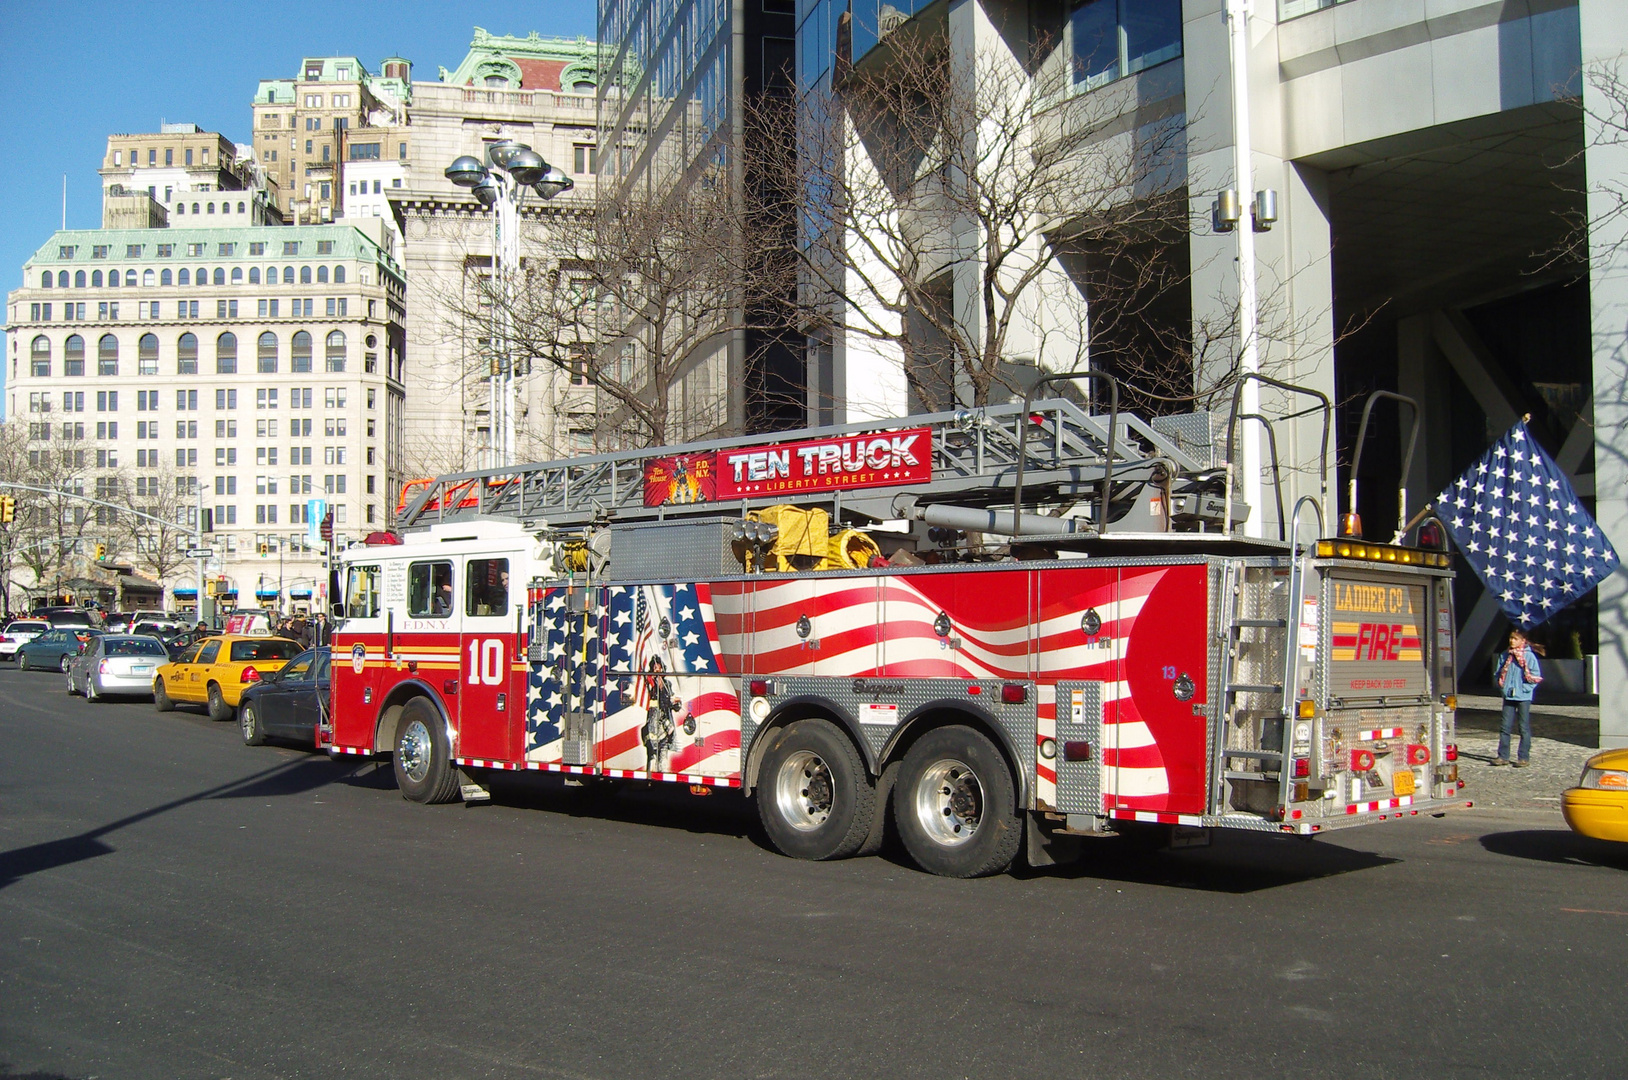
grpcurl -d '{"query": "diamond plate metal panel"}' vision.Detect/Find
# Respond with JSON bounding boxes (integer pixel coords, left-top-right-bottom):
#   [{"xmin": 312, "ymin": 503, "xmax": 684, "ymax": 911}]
[
  {"xmin": 741, "ymin": 674, "xmax": 1038, "ymax": 806},
  {"xmin": 609, "ymin": 517, "xmax": 741, "ymax": 580},
  {"xmin": 1054, "ymin": 681, "xmax": 1102, "ymax": 815}
]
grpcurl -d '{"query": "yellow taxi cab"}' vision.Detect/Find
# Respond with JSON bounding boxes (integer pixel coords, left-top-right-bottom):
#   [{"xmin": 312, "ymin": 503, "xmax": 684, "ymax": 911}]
[
  {"xmin": 152, "ymin": 635, "xmax": 305, "ymax": 720},
  {"xmin": 1561, "ymin": 747, "xmax": 1628, "ymax": 842}
]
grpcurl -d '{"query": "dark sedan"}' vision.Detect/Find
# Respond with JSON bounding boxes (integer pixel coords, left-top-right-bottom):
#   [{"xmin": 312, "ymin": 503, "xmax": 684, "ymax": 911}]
[
  {"xmin": 238, "ymin": 647, "xmax": 329, "ymax": 747},
  {"xmin": 17, "ymin": 628, "xmax": 103, "ymax": 673}
]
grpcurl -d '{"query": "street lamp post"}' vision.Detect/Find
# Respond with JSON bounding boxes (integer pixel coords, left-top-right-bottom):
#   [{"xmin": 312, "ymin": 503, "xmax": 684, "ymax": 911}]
[{"xmin": 445, "ymin": 144, "xmax": 574, "ymax": 469}]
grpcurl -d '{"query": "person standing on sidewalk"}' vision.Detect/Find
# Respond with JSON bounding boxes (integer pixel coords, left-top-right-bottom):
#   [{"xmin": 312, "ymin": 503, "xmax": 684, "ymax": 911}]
[{"xmin": 1493, "ymin": 628, "xmax": 1543, "ymax": 767}]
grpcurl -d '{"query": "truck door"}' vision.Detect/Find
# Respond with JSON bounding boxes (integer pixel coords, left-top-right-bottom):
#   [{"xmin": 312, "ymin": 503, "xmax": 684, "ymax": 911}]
[{"xmin": 459, "ymin": 555, "xmax": 519, "ymax": 762}]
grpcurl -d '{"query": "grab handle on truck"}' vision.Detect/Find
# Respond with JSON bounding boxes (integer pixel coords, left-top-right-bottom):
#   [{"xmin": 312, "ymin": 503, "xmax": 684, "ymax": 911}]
[
  {"xmin": 1347, "ymin": 390, "xmax": 1420, "ymax": 543},
  {"xmin": 1223, "ymin": 375, "xmax": 1331, "ymax": 537}
]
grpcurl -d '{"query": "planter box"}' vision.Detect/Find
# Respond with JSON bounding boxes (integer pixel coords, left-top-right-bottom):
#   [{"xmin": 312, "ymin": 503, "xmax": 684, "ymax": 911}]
[{"xmin": 1543, "ymin": 657, "xmax": 1596, "ymax": 694}]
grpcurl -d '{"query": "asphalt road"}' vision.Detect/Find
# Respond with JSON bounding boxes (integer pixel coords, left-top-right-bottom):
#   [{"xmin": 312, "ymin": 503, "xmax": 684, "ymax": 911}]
[{"xmin": 1, "ymin": 663, "xmax": 1625, "ymax": 1080}]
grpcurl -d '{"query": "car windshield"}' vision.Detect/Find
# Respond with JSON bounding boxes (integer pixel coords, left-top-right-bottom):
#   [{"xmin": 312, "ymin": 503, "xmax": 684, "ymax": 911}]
[
  {"xmin": 107, "ymin": 638, "xmax": 168, "ymax": 657},
  {"xmin": 228, "ymin": 639, "xmax": 303, "ymax": 662}
]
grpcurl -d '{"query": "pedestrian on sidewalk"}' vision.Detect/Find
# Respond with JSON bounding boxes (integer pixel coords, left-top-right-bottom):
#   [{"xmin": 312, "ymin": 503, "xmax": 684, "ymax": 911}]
[{"xmin": 1493, "ymin": 627, "xmax": 1543, "ymax": 767}]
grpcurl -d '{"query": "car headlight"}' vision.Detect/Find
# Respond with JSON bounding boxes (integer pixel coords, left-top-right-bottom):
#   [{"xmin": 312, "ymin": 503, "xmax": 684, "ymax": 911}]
[{"xmin": 1579, "ymin": 768, "xmax": 1628, "ymax": 790}]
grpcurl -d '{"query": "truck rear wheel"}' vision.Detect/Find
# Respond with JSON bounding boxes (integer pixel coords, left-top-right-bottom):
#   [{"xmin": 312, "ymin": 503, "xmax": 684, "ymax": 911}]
[
  {"xmin": 895, "ymin": 726, "xmax": 1021, "ymax": 878},
  {"xmin": 393, "ymin": 698, "xmax": 460, "ymax": 804},
  {"xmin": 756, "ymin": 719, "xmax": 875, "ymax": 861}
]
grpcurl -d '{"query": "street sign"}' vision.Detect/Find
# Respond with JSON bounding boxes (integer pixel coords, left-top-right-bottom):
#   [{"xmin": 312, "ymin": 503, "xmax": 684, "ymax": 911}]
[
  {"xmin": 306, "ymin": 498, "xmax": 328, "ymax": 545},
  {"xmin": 186, "ymin": 548, "xmax": 214, "ymax": 559}
]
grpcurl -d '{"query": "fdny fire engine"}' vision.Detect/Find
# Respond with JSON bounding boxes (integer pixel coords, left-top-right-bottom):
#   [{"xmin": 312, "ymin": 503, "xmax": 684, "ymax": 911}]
[{"xmin": 325, "ymin": 378, "xmax": 1468, "ymax": 877}]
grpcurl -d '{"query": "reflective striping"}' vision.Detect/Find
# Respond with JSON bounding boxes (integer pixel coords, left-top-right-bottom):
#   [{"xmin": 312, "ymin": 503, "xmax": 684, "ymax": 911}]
[
  {"xmin": 1109, "ymin": 809, "xmax": 1204, "ymax": 827},
  {"xmin": 331, "ymin": 746, "xmax": 373, "ymax": 757},
  {"xmin": 1356, "ymin": 727, "xmax": 1405, "ymax": 742},
  {"xmin": 459, "ymin": 758, "xmax": 743, "ymax": 788},
  {"xmin": 1346, "ymin": 795, "xmax": 1414, "ymax": 814}
]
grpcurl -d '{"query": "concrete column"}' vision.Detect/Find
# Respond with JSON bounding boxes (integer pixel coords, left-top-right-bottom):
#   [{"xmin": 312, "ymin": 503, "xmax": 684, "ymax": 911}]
[{"xmin": 1581, "ymin": 0, "xmax": 1628, "ymax": 747}]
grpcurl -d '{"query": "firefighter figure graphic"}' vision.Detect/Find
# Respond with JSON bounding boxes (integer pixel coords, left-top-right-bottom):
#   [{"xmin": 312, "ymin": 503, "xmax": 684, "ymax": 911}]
[{"xmin": 641, "ymin": 655, "xmax": 691, "ymax": 772}]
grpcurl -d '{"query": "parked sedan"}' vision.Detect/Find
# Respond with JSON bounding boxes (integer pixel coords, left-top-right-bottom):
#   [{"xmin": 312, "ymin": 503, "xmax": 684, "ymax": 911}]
[
  {"xmin": 0, "ymin": 619, "xmax": 50, "ymax": 660},
  {"xmin": 16, "ymin": 628, "xmax": 103, "ymax": 673},
  {"xmin": 153, "ymin": 635, "xmax": 304, "ymax": 720},
  {"xmin": 239, "ymin": 647, "xmax": 330, "ymax": 747},
  {"xmin": 66, "ymin": 635, "xmax": 169, "ymax": 701}
]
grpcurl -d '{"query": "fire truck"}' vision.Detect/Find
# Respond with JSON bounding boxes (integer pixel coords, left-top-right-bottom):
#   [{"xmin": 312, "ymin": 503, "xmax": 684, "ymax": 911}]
[{"xmin": 325, "ymin": 379, "xmax": 1468, "ymax": 877}]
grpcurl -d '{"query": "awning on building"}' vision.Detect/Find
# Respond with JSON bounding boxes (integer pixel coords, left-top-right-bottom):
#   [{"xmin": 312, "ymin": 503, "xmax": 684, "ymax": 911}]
[
  {"xmin": 289, "ymin": 589, "xmax": 313, "ymax": 599},
  {"xmin": 173, "ymin": 588, "xmax": 198, "ymax": 598},
  {"xmin": 255, "ymin": 589, "xmax": 279, "ymax": 599}
]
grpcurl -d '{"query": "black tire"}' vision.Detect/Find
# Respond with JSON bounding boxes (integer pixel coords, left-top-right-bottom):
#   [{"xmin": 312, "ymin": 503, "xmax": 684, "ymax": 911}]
[
  {"xmin": 240, "ymin": 701, "xmax": 267, "ymax": 746},
  {"xmin": 153, "ymin": 678, "xmax": 175, "ymax": 711},
  {"xmin": 18, "ymin": 653, "xmax": 31, "ymax": 672},
  {"xmin": 59, "ymin": 654, "xmax": 72, "ymax": 674},
  {"xmin": 392, "ymin": 698, "xmax": 460, "ymax": 804},
  {"xmin": 206, "ymin": 682, "xmax": 232, "ymax": 721},
  {"xmin": 894, "ymin": 725, "xmax": 1021, "ymax": 878},
  {"xmin": 755, "ymin": 718, "xmax": 875, "ymax": 861}
]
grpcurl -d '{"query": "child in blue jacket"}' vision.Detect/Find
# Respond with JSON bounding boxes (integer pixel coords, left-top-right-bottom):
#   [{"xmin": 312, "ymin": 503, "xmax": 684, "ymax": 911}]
[{"xmin": 1493, "ymin": 628, "xmax": 1542, "ymax": 767}]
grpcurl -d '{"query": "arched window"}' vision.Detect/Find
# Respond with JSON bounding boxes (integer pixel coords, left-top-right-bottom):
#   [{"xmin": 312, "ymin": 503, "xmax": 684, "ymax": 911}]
[
  {"xmin": 211, "ymin": 267, "xmax": 224, "ymax": 285},
  {"xmin": 175, "ymin": 202, "xmax": 185, "ymax": 214},
  {"xmin": 124, "ymin": 270, "xmax": 136, "ymax": 286},
  {"xmin": 107, "ymin": 269, "xmax": 120, "ymax": 288},
  {"xmin": 160, "ymin": 269, "xmax": 173, "ymax": 286},
  {"xmin": 97, "ymin": 334, "xmax": 119, "ymax": 376},
  {"xmin": 333, "ymin": 266, "xmax": 346, "ymax": 283},
  {"xmin": 249, "ymin": 267, "xmax": 260, "ymax": 284},
  {"xmin": 40, "ymin": 271, "xmax": 52, "ymax": 288},
  {"xmin": 231, "ymin": 267, "xmax": 242, "ymax": 283},
  {"xmin": 216, "ymin": 332, "xmax": 238, "ymax": 374},
  {"xmin": 317, "ymin": 265, "xmax": 329, "ymax": 283},
  {"xmin": 237, "ymin": 201, "xmax": 246, "ymax": 213},
  {"xmin": 207, "ymin": 202, "xmax": 216, "ymax": 214},
  {"xmin": 191, "ymin": 203, "xmax": 199, "ymax": 214},
  {"xmin": 258, "ymin": 332, "xmax": 279, "ymax": 373},
  {"xmin": 266, "ymin": 265, "xmax": 277, "ymax": 282},
  {"xmin": 91, "ymin": 270, "xmax": 103, "ymax": 288},
  {"xmin": 138, "ymin": 333, "xmax": 158, "ymax": 375},
  {"xmin": 324, "ymin": 330, "xmax": 346, "ymax": 372},
  {"xmin": 142, "ymin": 269, "xmax": 154, "ymax": 286},
  {"xmin": 291, "ymin": 331, "xmax": 312, "ymax": 372},
  {"xmin": 69, "ymin": 271, "xmax": 79, "ymax": 287},
  {"xmin": 300, "ymin": 265, "xmax": 312, "ymax": 284},
  {"xmin": 196, "ymin": 268, "xmax": 208, "ymax": 287},
  {"xmin": 177, "ymin": 333, "xmax": 198, "ymax": 374},
  {"xmin": 282, "ymin": 267, "xmax": 294, "ymax": 284},
  {"xmin": 30, "ymin": 335, "xmax": 51, "ymax": 377},
  {"xmin": 64, "ymin": 335, "xmax": 85, "ymax": 376},
  {"xmin": 178, "ymin": 269, "xmax": 190, "ymax": 286}
]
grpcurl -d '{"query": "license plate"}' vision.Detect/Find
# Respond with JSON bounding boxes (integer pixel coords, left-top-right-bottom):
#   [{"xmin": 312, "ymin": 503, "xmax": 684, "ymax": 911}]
[
  {"xmin": 132, "ymin": 664, "xmax": 154, "ymax": 674},
  {"xmin": 1392, "ymin": 769, "xmax": 1416, "ymax": 796}
]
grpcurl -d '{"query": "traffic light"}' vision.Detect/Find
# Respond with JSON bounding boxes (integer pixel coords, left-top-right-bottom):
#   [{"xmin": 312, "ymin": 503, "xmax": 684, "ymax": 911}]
[
  {"xmin": 0, "ymin": 495, "xmax": 14, "ymax": 524},
  {"xmin": 94, "ymin": 543, "xmax": 106, "ymax": 561},
  {"xmin": 320, "ymin": 511, "xmax": 334, "ymax": 543},
  {"xmin": 257, "ymin": 542, "xmax": 269, "ymax": 555}
]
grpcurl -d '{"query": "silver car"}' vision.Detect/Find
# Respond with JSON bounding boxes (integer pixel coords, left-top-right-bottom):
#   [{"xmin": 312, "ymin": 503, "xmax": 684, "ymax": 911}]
[{"xmin": 66, "ymin": 635, "xmax": 169, "ymax": 701}]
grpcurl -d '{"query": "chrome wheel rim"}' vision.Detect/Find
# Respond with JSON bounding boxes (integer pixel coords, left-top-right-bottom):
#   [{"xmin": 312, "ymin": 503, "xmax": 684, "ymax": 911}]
[
  {"xmin": 398, "ymin": 719, "xmax": 433, "ymax": 784},
  {"xmin": 914, "ymin": 758, "xmax": 982, "ymax": 847},
  {"xmin": 60, "ymin": 656, "xmax": 71, "ymax": 673},
  {"xmin": 774, "ymin": 749, "xmax": 834, "ymax": 831},
  {"xmin": 240, "ymin": 706, "xmax": 255, "ymax": 740}
]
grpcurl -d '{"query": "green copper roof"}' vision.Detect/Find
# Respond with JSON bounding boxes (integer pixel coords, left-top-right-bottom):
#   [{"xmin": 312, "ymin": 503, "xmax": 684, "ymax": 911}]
[
  {"xmin": 437, "ymin": 28, "xmax": 598, "ymax": 88},
  {"xmin": 23, "ymin": 225, "xmax": 402, "ymax": 281}
]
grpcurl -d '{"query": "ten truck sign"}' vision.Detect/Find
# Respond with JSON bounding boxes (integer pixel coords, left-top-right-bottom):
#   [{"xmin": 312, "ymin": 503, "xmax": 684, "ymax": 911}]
[{"xmin": 644, "ymin": 428, "xmax": 932, "ymax": 507}]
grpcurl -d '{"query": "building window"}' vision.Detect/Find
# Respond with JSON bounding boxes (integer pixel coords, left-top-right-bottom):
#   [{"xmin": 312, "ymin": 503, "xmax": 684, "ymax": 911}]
[
  {"xmin": 64, "ymin": 334, "xmax": 85, "ymax": 376},
  {"xmin": 250, "ymin": 267, "xmax": 261, "ymax": 284},
  {"xmin": 283, "ymin": 267, "xmax": 295, "ymax": 284},
  {"xmin": 161, "ymin": 269, "xmax": 173, "ymax": 286},
  {"xmin": 97, "ymin": 335, "xmax": 118, "ymax": 376},
  {"xmin": 213, "ymin": 267, "xmax": 225, "ymax": 285},
  {"xmin": 259, "ymin": 332, "xmax": 280, "ymax": 373},
  {"xmin": 1070, "ymin": 0, "xmax": 1182, "ymax": 90},
  {"xmin": 325, "ymin": 331, "xmax": 346, "ymax": 372},
  {"xmin": 334, "ymin": 265, "xmax": 346, "ymax": 283},
  {"xmin": 217, "ymin": 332, "xmax": 238, "ymax": 374},
  {"xmin": 317, "ymin": 265, "xmax": 329, "ymax": 283},
  {"xmin": 292, "ymin": 331, "xmax": 313, "ymax": 372},
  {"xmin": 349, "ymin": 142, "xmax": 381, "ymax": 161},
  {"xmin": 284, "ymin": 241, "xmax": 299, "ymax": 256},
  {"xmin": 573, "ymin": 144, "xmax": 595, "ymax": 174},
  {"xmin": 30, "ymin": 336, "xmax": 50, "ymax": 377},
  {"xmin": 250, "ymin": 242, "xmax": 266, "ymax": 256},
  {"xmin": 316, "ymin": 240, "xmax": 334, "ymax": 255},
  {"xmin": 178, "ymin": 332, "xmax": 198, "ymax": 374},
  {"xmin": 300, "ymin": 266, "xmax": 312, "ymax": 284},
  {"xmin": 138, "ymin": 333, "xmax": 158, "ymax": 375}
]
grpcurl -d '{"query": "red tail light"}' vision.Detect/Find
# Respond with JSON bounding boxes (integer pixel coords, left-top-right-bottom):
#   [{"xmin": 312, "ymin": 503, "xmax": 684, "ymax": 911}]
[
  {"xmin": 1406, "ymin": 744, "xmax": 1431, "ymax": 766},
  {"xmin": 1001, "ymin": 683, "xmax": 1027, "ymax": 704},
  {"xmin": 1291, "ymin": 757, "xmax": 1310, "ymax": 779},
  {"xmin": 1350, "ymin": 749, "xmax": 1376, "ymax": 772},
  {"xmin": 240, "ymin": 666, "xmax": 261, "ymax": 683},
  {"xmin": 98, "ymin": 660, "xmax": 110, "ymax": 675},
  {"xmin": 749, "ymin": 678, "xmax": 769, "ymax": 697},
  {"xmin": 1443, "ymin": 744, "xmax": 1458, "ymax": 762}
]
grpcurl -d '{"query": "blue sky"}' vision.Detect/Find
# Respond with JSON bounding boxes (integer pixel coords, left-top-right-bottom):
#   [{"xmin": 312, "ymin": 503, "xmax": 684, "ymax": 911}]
[{"xmin": 0, "ymin": 0, "xmax": 598, "ymax": 292}]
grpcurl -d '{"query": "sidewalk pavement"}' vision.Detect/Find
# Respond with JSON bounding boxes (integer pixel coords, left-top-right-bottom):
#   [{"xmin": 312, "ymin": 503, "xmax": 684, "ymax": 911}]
[{"xmin": 1453, "ymin": 694, "xmax": 1599, "ymax": 813}]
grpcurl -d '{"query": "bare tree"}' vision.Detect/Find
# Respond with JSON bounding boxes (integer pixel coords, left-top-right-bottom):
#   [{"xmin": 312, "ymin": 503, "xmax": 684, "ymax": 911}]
[
  {"xmin": 1550, "ymin": 54, "xmax": 1628, "ymax": 271},
  {"xmin": 0, "ymin": 435, "xmax": 97, "ymax": 604},
  {"xmin": 755, "ymin": 24, "xmax": 1193, "ymax": 413},
  {"xmin": 117, "ymin": 465, "xmax": 197, "ymax": 595}
]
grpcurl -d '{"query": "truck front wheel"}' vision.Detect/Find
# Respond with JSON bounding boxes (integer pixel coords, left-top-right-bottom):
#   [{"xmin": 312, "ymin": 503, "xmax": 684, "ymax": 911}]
[
  {"xmin": 756, "ymin": 719, "xmax": 875, "ymax": 861},
  {"xmin": 393, "ymin": 698, "xmax": 460, "ymax": 804},
  {"xmin": 895, "ymin": 726, "xmax": 1020, "ymax": 878}
]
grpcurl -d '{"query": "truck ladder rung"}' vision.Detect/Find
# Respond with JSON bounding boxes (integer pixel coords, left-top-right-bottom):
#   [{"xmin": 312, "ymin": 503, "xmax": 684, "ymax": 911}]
[
  {"xmin": 1234, "ymin": 618, "xmax": 1287, "ymax": 628},
  {"xmin": 1226, "ymin": 683, "xmax": 1282, "ymax": 695}
]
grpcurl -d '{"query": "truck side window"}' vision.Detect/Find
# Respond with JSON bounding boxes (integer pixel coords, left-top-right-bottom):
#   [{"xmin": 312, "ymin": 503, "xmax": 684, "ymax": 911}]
[
  {"xmin": 409, "ymin": 560, "xmax": 455, "ymax": 618},
  {"xmin": 466, "ymin": 558, "xmax": 509, "ymax": 617},
  {"xmin": 346, "ymin": 564, "xmax": 381, "ymax": 619}
]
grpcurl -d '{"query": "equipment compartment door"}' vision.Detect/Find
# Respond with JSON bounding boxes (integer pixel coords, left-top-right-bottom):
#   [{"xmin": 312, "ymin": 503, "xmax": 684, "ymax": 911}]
[{"xmin": 459, "ymin": 555, "xmax": 518, "ymax": 762}]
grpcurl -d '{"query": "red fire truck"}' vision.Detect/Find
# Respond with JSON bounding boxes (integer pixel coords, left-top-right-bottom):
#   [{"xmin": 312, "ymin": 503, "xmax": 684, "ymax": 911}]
[{"xmin": 325, "ymin": 384, "xmax": 1468, "ymax": 877}]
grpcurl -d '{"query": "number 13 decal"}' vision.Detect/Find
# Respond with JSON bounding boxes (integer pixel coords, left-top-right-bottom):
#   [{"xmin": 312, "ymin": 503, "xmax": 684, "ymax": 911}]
[{"xmin": 467, "ymin": 639, "xmax": 505, "ymax": 685}]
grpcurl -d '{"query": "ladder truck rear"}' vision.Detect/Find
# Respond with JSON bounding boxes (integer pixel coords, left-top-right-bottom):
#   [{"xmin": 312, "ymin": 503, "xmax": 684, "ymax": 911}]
[{"xmin": 324, "ymin": 379, "xmax": 1468, "ymax": 876}]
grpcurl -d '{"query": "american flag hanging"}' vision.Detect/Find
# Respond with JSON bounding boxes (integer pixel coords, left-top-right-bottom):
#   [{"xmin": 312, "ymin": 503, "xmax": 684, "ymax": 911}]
[{"xmin": 1434, "ymin": 420, "xmax": 1618, "ymax": 629}]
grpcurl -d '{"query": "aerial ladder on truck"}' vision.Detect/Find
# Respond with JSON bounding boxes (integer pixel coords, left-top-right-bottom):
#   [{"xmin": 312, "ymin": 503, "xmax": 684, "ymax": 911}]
[{"xmin": 327, "ymin": 378, "xmax": 1466, "ymax": 878}]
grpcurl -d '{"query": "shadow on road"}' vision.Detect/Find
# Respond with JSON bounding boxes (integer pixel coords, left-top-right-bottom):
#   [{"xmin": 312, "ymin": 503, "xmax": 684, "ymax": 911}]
[
  {"xmin": 0, "ymin": 1065, "xmax": 84, "ymax": 1080},
  {"xmin": 1479, "ymin": 829, "xmax": 1628, "ymax": 870},
  {"xmin": 481, "ymin": 770, "xmax": 757, "ymax": 839},
  {"xmin": 1014, "ymin": 831, "xmax": 1399, "ymax": 893},
  {"xmin": 0, "ymin": 756, "xmax": 374, "ymax": 891}
]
